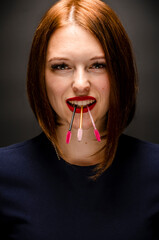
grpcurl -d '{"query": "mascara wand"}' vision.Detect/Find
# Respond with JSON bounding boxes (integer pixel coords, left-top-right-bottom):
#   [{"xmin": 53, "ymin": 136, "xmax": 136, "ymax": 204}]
[
  {"xmin": 66, "ymin": 105, "xmax": 77, "ymax": 144},
  {"xmin": 87, "ymin": 106, "xmax": 101, "ymax": 142},
  {"xmin": 77, "ymin": 105, "xmax": 83, "ymax": 141}
]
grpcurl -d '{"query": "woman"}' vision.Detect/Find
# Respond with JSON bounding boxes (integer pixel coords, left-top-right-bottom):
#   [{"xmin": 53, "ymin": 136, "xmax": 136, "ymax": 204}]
[{"xmin": 0, "ymin": 0, "xmax": 159, "ymax": 239}]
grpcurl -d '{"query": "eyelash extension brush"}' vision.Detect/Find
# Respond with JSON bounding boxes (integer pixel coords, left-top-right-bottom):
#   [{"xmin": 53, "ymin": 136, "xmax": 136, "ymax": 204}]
[
  {"xmin": 66, "ymin": 105, "xmax": 77, "ymax": 144},
  {"xmin": 87, "ymin": 106, "xmax": 101, "ymax": 142},
  {"xmin": 77, "ymin": 105, "xmax": 83, "ymax": 141}
]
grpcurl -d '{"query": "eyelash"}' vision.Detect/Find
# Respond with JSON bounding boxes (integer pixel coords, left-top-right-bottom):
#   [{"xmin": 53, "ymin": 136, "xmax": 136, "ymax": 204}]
[
  {"xmin": 90, "ymin": 62, "xmax": 106, "ymax": 69},
  {"xmin": 51, "ymin": 63, "xmax": 70, "ymax": 71},
  {"xmin": 50, "ymin": 62, "xmax": 106, "ymax": 72}
]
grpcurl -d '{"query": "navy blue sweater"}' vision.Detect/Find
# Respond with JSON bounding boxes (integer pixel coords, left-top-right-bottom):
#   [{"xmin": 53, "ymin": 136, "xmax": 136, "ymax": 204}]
[{"xmin": 0, "ymin": 133, "xmax": 159, "ymax": 239}]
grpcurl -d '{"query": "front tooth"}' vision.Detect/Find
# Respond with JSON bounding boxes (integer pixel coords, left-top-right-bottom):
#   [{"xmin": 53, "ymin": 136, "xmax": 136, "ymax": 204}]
[
  {"xmin": 68, "ymin": 100, "xmax": 95, "ymax": 106},
  {"xmin": 78, "ymin": 101, "xmax": 83, "ymax": 106},
  {"xmin": 78, "ymin": 101, "xmax": 86, "ymax": 106},
  {"xmin": 74, "ymin": 101, "xmax": 78, "ymax": 105}
]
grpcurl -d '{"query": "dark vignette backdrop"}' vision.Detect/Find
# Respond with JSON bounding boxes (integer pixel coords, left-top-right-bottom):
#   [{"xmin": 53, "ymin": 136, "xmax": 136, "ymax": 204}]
[{"xmin": 0, "ymin": 0, "xmax": 159, "ymax": 147}]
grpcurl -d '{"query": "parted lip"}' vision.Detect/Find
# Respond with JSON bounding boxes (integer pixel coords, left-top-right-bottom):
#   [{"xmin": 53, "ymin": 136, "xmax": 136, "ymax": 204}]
[
  {"xmin": 66, "ymin": 96, "xmax": 96, "ymax": 101},
  {"xmin": 66, "ymin": 96, "xmax": 97, "ymax": 113}
]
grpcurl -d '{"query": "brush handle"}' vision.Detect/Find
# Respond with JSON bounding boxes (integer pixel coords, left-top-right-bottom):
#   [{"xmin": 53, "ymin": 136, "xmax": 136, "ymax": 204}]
[
  {"xmin": 87, "ymin": 106, "xmax": 101, "ymax": 141},
  {"xmin": 80, "ymin": 106, "xmax": 83, "ymax": 128},
  {"xmin": 87, "ymin": 106, "xmax": 96, "ymax": 129},
  {"xmin": 69, "ymin": 105, "xmax": 77, "ymax": 131},
  {"xmin": 77, "ymin": 106, "xmax": 83, "ymax": 141}
]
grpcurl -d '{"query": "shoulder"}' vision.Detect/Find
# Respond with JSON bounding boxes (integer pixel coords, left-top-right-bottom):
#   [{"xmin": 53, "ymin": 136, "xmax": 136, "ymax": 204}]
[
  {"xmin": 0, "ymin": 133, "xmax": 55, "ymax": 174},
  {"xmin": 0, "ymin": 133, "xmax": 44, "ymax": 159},
  {"xmin": 118, "ymin": 134, "xmax": 159, "ymax": 159},
  {"xmin": 115, "ymin": 135, "xmax": 159, "ymax": 232},
  {"xmin": 0, "ymin": 133, "xmax": 58, "ymax": 189},
  {"xmin": 0, "ymin": 132, "xmax": 52, "ymax": 155},
  {"xmin": 117, "ymin": 134, "xmax": 159, "ymax": 176}
]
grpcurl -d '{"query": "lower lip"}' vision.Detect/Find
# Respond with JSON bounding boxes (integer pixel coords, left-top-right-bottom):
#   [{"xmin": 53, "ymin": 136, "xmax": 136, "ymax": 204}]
[{"xmin": 66, "ymin": 102, "xmax": 96, "ymax": 113}]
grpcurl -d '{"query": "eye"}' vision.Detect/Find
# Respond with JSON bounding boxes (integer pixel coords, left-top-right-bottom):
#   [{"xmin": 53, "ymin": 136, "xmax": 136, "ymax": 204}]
[
  {"xmin": 90, "ymin": 62, "xmax": 107, "ymax": 70},
  {"xmin": 51, "ymin": 63, "xmax": 71, "ymax": 71}
]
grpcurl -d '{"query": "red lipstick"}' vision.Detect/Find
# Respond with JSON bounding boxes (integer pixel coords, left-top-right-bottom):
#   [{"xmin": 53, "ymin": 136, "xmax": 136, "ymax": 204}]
[
  {"xmin": 66, "ymin": 96, "xmax": 96, "ymax": 113},
  {"xmin": 67, "ymin": 96, "xmax": 95, "ymax": 101}
]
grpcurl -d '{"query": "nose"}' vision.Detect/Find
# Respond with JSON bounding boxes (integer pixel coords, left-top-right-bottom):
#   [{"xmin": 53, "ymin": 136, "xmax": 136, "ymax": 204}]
[{"xmin": 72, "ymin": 67, "xmax": 90, "ymax": 95}]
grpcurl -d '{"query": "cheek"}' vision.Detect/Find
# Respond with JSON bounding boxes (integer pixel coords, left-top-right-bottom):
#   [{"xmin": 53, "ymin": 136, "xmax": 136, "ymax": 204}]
[
  {"xmin": 48, "ymin": 85, "xmax": 63, "ymax": 97},
  {"xmin": 45, "ymin": 76, "xmax": 67, "ymax": 102},
  {"xmin": 97, "ymin": 76, "xmax": 110, "ymax": 98}
]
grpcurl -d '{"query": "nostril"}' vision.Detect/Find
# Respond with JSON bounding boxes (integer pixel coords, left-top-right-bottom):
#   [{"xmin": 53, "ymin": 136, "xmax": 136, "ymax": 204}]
[
  {"xmin": 85, "ymin": 86, "xmax": 90, "ymax": 92},
  {"xmin": 72, "ymin": 86, "xmax": 78, "ymax": 92},
  {"xmin": 72, "ymin": 85, "xmax": 90, "ymax": 94},
  {"xmin": 72, "ymin": 84, "xmax": 90, "ymax": 91}
]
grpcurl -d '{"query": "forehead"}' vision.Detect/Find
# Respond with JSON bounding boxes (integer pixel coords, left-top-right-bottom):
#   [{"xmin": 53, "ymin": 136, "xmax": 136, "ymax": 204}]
[{"xmin": 46, "ymin": 24, "xmax": 105, "ymax": 60}]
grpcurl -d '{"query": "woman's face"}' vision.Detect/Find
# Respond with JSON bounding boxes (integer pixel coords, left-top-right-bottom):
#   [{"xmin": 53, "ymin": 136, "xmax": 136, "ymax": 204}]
[{"xmin": 45, "ymin": 24, "xmax": 110, "ymax": 130}]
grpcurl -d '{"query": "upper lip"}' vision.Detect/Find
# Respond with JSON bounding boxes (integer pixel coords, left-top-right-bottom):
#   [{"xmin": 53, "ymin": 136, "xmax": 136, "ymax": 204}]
[
  {"xmin": 66, "ymin": 96, "xmax": 96, "ymax": 101},
  {"xmin": 66, "ymin": 96, "xmax": 96, "ymax": 107}
]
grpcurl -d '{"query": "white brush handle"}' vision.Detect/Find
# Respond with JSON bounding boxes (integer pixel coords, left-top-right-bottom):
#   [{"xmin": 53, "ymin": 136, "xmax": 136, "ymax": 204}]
[{"xmin": 87, "ymin": 106, "xmax": 96, "ymax": 129}]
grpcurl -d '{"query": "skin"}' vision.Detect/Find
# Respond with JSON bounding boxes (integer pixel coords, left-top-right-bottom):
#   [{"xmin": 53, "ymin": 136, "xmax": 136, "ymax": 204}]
[{"xmin": 45, "ymin": 24, "xmax": 110, "ymax": 166}]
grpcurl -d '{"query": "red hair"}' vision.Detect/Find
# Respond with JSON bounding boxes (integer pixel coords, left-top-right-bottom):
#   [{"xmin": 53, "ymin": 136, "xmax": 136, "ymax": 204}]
[{"xmin": 27, "ymin": 0, "xmax": 137, "ymax": 179}]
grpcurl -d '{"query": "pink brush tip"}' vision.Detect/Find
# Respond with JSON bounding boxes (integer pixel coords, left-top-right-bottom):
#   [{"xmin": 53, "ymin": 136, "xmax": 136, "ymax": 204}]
[
  {"xmin": 77, "ymin": 128, "xmax": 83, "ymax": 141},
  {"xmin": 94, "ymin": 129, "xmax": 101, "ymax": 142},
  {"xmin": 66, "ymin": 131, "xmax": 71, "ymax": 144}
]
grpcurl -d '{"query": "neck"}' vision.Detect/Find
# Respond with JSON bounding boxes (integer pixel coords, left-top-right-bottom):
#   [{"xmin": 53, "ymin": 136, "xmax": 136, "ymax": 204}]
[{"xmin": 56, "ymin": 124, "xmax": 106, "ymax": 166}]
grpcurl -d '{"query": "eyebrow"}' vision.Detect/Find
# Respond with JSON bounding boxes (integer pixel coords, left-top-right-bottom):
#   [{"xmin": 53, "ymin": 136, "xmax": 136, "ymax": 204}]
[
  {"xmin": 48, "ymin": 56, "xmax": 106, "ymax": 62},
  {"xmin": 90, "ymin": 56, "xmax": 106, "ymax": 60},
  {"xmin": 48, "ymin": 57, "xmax": 69, "ymax": 62}
]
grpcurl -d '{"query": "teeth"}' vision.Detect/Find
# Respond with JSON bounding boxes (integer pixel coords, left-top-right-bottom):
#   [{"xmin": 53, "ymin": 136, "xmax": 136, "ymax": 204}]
[{"xmin": 68, "ymin": 100, "xmax": 95, "ymax": 107}]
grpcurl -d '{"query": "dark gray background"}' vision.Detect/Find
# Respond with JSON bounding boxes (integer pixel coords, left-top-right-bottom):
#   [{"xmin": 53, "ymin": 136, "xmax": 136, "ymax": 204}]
[{"xmin": 0, "ymin": 0, "xmax": 159, "ymax": 147}]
